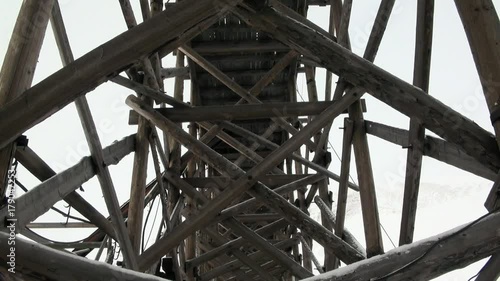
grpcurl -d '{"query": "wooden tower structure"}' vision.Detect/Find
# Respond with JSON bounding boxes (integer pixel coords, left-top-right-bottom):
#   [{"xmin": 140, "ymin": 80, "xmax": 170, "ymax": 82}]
[{"xmin": 0, "ymin": 0, "xmax": 499, "ymax": 280}]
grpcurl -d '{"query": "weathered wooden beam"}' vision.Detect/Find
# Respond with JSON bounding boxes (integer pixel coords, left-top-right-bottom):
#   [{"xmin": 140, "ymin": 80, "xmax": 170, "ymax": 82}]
[
  {"xmin": 454, "ymin": 12, "xmax": 500, "ymax": 272},
  {"xmin": 15, "ymin": 146, "xmax": 116, "ymax": 240},
  {"xmin": 111, "ymin": 75, "xmax": 186, "ymax": 107},
  {"xmin": 234, "ymin": 0, "xmax": 500, "ymax": 177},
  {"xmin": 399, "ymin": 0, "xmax": 434, "ymax": 246},
  {"xmin": 128, "ymin": 89, "xmax": 362, "ymax": 269},
  {"xmin": 0, "ymin": 0, "xmax": 242, "ymax": 150},
  {"xmin": 349, "ymin": 98, "xmax": 384, "ymax": 257},
  {"xmin": 335, "ymin": 118, "xmax": 354, "ymax": 253},
  {"xmin": 0, "ymin": 0, "xmax": 54, "ymax": 200},
  {"xmin": 365, "ymin": 120, "xmax": 497, "ymax": 180},
  {"xmin": 0, "ymin": 232, "xmax": 166, "ymax": 281},
  {"xmin": 300, "ymin": 210, "xmax": 500, "ymax": 281},
  {"xmin": 128, "ymin": 101, "xmax": 362, "ymax": 124},
  {"xmin": 51, "ymin": 2, "xmax": 137, "ymax": 268},
  {"xmin": 0, "ymin": 135, "xmax": 135, "ymax": 231},
  {"xmin": 161, "ymin": 67, "xmax": 190, "ymax": 79},
  {"xmin": 27, "ymin": 222, "xmax": 95, "ymax": 229}
]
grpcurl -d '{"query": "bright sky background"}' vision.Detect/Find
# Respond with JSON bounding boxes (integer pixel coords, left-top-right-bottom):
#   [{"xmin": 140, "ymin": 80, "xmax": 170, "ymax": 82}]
[{"xmin": 1, "ymin": 1, "xmax": 499, "ymax": 280}]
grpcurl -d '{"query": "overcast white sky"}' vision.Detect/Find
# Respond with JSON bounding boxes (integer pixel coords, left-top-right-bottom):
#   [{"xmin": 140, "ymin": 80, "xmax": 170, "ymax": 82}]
[{"xmin": 1, "ymin": 1, "xmax": 499, "ymax": 280}]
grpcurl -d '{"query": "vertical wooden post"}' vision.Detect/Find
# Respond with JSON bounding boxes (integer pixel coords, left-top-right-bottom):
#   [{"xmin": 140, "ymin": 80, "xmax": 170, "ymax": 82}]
[
  {"xmin": 454, "ymin": 0, "xmax": 500, "ymax": 279},
  {"xmin": 334, "ymin": 118, "xmax": 354, "ymax": 267},
  {"xmin": 0, "ymin": 0, "xmax": 54, "ymax": 198},
  {"xmin": 349, "ymin": 98, "xmax": 384, "ymax": 257},
  {"xmin": 399, "ymin": 0, "xmax": 434, "ymax": 246}
]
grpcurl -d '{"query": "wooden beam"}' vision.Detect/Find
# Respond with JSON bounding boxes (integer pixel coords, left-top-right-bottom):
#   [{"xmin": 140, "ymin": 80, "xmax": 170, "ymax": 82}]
[
  {"xmin": 161, "ymin": 67, "xmax": 190, "ymax": 79},
  {"xmin": 0, "ymin": 0, "xmax": 242, "ymax": 149},
  {"xmin": 300, "ymin": 210, "xmax": 500, "ymax": 281},
  {"xmin": 399, "ymin": 0, "xmax": 434, "ymax": 246},
  {"xmin": 349, "ymin": 98, "xmax": 384, "ymax": 257},
  {"xmin": 233, "ymin": 0, "xmax": 500, "ymax": 177},
  {"xmin": 127, "ymin": 89, "xmax": 362, "ymax": 269},
  {"xmin": 335, "ymin": 118, "xmax": 354, "ymax": 253},
  {"xmin": 51, "ymin": 2, "xmax": 137, "ymax": 268},
  {"xmin": 0, "ymin": 135, "xmax": 135, "ymax": 230},
  {"xmin": 365, "ymin": 120, "xmax": 497, "ymax": 180},
  {"xmin": 27, "ymin": 222, "xmax": 95, "ymax": 229},
  {"xmin": 0, "ymin": 232, "xmax": 166, "ymax": 281},
  {"xmin": 0, "ymin": 0, "xmax": 54, "ymax": 200},
  {"xmin": 128, "ymin": 100, "xmax": 363, "ymax": 124},
  {"xmin": 15, "ymin": 146, "xmax": 116, "ymax": 240}
]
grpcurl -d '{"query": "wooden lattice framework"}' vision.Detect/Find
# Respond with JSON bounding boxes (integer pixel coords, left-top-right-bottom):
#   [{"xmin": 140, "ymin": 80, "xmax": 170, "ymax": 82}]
[{"xmin": 0, "ymin": 0, "xmax": 499, "ymax": 280}]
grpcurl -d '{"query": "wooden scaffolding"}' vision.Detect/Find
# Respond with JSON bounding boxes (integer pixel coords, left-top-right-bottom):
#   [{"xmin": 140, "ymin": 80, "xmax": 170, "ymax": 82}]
[{"xmin": 0, "ymin": 0, "xmax": 499, "ymax": 280}]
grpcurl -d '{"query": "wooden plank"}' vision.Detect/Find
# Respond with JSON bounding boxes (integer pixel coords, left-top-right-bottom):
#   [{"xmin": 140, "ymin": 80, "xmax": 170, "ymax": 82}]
[
  {"xmin": 0, "ymin": 135, "xmax": 135, "ymax": 231},
  {"xmin": 0, "ymin": 0, "xmax": 243, "ymax": 149},
  {"xmin": 128, "ymin": 89, "xmax": 362, "ymax": 269},
  {"xmin": 233, "ymin": 0, "xmax": 500, "ymax": 176},
  {"xmin": 0, "ymin": 0, "xmax": 54, "ymax": 201},
  {"xmin": 300, "ymin": 210, "xmax": 500, "ymax": 281},
  {"xmin": 365, "ymin": 120, "xmax": 497, "ymax": 180},
  {"xmin": 51, "ymin": 2, "xmax": 138, "ymax": 268},
  {"xmin": 399, "ymin": 0, "xmax": 434, "ymax": 246},
  {"xmin": 0, "ymin": 232, "xmax": 166, "ymax": 281}
]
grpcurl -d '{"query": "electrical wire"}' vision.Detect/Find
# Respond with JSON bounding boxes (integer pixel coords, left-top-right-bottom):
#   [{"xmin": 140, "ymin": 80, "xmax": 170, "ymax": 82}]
[{"xmin": 141, "ymin": 196, "xmax": 156, "ymax": 252}]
